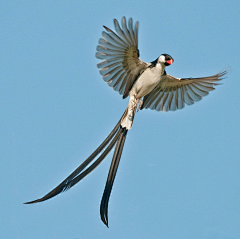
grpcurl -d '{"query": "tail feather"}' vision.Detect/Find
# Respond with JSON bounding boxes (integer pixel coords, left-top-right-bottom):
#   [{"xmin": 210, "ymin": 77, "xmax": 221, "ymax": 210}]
[
  {"xmin": 100, "ymin": 127, "xmax": 128, "ymax": 227},
  {"xmin": 25, "ymin": 129, "xmax": 122, "ymax": 204},
  {"xmin": 24, "ymin": 109, "xmax": 129, "ymax": 228},
  {"xmin": 24, "ymin": 111, "xmax": 126, "ymax": 204}
]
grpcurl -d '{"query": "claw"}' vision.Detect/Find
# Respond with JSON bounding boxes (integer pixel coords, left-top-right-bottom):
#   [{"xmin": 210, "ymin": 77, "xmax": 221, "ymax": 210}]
[
  {"xmin": 137, "ymin": 98, "xmax": 143, "ymax": 112},
  {"xmin": 128, "ymin": 110, "xmax": 134, "ymax": 121}
]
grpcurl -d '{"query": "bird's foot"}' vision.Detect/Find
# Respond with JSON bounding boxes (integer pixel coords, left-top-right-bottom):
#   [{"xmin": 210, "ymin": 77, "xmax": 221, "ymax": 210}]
[
  {"xmin": 128, "ymin": 110, "xmax": 134, "ymax": 121},
  {"xmin": 127, "ymin": 95, "xmax": 138, "ymax": 122},
  {"xmin": 137, "ymin": 98, "xmax": 143, "ymax": 112}
]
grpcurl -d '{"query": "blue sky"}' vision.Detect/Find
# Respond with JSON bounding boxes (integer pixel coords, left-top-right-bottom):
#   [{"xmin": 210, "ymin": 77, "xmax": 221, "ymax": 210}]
[{"xmin": 1, "ymin": 1, "xmax": 240, "ymax": 239}]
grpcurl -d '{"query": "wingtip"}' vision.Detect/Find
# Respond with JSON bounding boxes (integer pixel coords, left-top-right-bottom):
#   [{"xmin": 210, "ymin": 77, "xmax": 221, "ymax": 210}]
[
  {"xmin": 219, "ymin": 66, "xmax": 231, "ymax": 77},
  {"xmin": 103, "ymin": 25, "xmax": 112, "ymax": 32}
]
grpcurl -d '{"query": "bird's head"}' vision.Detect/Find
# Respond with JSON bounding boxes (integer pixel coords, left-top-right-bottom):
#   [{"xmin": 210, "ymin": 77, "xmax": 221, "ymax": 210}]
[{"xmin": 158, "ymin": 54, "xmax": 174, "ymax": 66}]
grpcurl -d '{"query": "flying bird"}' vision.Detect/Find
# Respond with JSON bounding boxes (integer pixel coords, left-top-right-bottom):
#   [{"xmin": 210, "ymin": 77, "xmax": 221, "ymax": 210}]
[{"xmin": 25, "ymin": 16, "xmax": 228, "ymax": 227}]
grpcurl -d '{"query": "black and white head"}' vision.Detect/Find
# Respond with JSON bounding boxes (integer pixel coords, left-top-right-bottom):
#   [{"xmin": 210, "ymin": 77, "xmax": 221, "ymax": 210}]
[
  {"xmin": 150, "ymin": 54, "xmax": 174, "ymax": 68},
  {"xmin": 158, "ymin": 54, "xmax": 174, "ymax": 66}
]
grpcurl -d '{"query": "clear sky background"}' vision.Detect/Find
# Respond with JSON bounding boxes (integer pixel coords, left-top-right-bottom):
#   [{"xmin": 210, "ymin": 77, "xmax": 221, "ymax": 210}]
[{"xmin": 1, "ymin": 1, "xmax": 240, "ymax": 239}]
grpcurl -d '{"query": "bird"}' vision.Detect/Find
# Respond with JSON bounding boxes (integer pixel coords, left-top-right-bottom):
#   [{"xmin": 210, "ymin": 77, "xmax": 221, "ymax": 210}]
[{"xmin": 25, "ymin": 16, "xmax": 228, "ymax": 227}]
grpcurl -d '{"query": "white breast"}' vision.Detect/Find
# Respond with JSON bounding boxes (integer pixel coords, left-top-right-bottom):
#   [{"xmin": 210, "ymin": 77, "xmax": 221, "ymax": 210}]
[{"xmin": 131, "ymin": 63, "xmax": 164, "ymax": 98}]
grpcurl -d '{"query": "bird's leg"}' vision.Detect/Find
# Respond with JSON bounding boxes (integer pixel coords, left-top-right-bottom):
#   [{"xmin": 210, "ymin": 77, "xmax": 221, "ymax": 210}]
[
  {"xmin": 121, "ymin": 94, "xmax": 139, "ymax": 129},
  {"xmin": 130, "ymin": 94, "xmax": 138, "ymax": 109},
  {"xmin": 128, "ymin": 94, "xmax": 138, "ymax": 121}
]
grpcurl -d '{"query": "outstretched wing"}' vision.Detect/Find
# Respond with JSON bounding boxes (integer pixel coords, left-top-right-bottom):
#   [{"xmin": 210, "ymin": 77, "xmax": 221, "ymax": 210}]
[
  {"xmin": 141, "ymin": 69, "xmax": 228, "ymax": 112},
  {"xmin": 96, "ymin": 17, "xmax": 148, "ymax": 99}
]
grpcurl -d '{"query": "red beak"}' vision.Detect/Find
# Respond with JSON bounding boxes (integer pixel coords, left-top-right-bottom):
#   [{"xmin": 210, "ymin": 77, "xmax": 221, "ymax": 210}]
[{"xmin": 166, "ymin": 59, "xmax": 173, "ymax": 65}]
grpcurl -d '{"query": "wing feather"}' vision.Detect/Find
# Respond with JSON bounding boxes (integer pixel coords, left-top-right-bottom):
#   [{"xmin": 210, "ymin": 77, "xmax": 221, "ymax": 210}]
[
  {"xmin": 142, "ymin": 69, "xmax": 228, "ymax": 112},
  {"xmin": 96, "ymin": 17, "xmax": 148, "ymax": 98}
]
